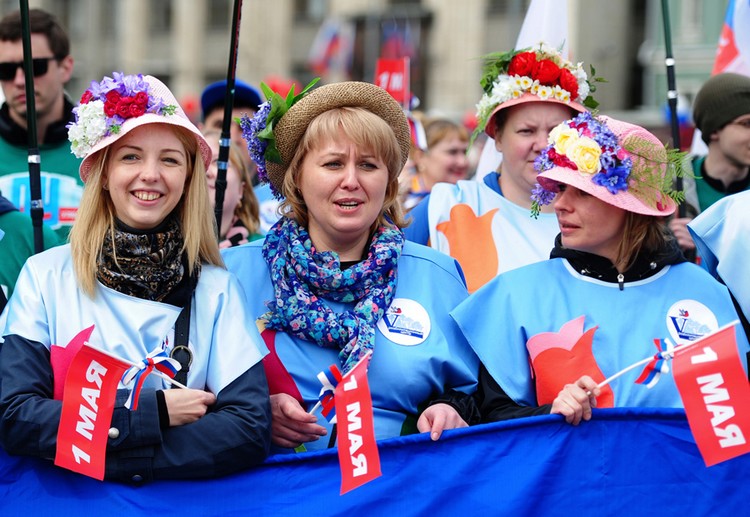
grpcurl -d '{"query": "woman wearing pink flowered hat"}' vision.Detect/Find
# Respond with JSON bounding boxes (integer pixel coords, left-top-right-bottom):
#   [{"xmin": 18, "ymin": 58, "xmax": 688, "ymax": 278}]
[
  {"xmin": 405, "ymin": 43, "xmax": 602, "ymax": 294},
  {"xmin": 0, "ymin": 72, "xmax": 271, "ymax": 481},
  {"xmin": 452, "ymin": 113, "xmax": 749, "ymax": 425}
]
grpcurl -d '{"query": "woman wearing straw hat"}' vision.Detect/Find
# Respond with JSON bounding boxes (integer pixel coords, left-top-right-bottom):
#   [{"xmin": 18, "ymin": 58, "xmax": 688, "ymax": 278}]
[
  {"xmin": 0, "ymin": 73, "xmax": 271, "ymax": 481},
  {"xmin": 225, "ymin": 81, "xmax": 479, "ymax": 452},
  {"xmin": 405, "ymin": 43, "xmax": 600, "ymax": 294},
  {"xmin": 451, "ymin": 113, "xmax": 748, "ymax": 425}
]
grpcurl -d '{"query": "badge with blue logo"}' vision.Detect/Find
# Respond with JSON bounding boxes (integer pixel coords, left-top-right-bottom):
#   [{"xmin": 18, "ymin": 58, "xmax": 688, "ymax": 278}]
[
  {"xmin": 666, "ymin": 300, "xmax": 718, "ymax": 345},
  {"xmin": 377, "ymin": 298, "xmax": 431, "ymax": 346}
]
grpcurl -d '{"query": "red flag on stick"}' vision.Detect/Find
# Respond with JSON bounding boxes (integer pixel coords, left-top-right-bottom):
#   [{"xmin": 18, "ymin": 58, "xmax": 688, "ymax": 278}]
[
  {"xmin": 672, "ymin": 324, "xmax": 750, "ymax": 466},
  {"xmin": 54, "ymin": 342, "xmax": 130, "ymax": 480},
  {"xmin": 331, "ymin": 352, "xmax": 381, "ymax": 494}
]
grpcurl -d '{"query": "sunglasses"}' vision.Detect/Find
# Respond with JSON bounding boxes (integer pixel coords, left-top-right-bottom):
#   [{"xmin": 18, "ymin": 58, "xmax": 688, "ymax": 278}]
[{"xmin": 0, "ymin": 57, "xmax": 56, "ymax": 81}]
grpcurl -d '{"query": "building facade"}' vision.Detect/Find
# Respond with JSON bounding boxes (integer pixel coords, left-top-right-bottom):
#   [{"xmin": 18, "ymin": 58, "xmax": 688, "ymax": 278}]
[{"xmin": 6, "ymin": 0, "xmax": 728, "ymax": 129}]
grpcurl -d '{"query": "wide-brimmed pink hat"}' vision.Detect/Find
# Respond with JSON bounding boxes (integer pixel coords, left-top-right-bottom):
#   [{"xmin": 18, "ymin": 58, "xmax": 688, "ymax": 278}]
[
  {"xmin": 531, "ymin": 113, "xmax": 679, "ymax": 217},
  {"xmin": 476, "ymin": 43, "xmax": 598, "ymax": 139},
  {"xmin": 68, "ymin": 72, "xmax": 211, "ymax": 183}
]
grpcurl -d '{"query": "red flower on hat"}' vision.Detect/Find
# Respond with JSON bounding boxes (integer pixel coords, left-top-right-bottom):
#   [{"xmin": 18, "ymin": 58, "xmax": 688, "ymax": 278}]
[
  {"xmin": 116, "ymin": 99, "xmax": 132, "ymax": 118},
  {"xmin": 548, "ymin": 148, "xmax": 578, "ymax": 170},
  {"xmin": 559, "ymin": 68, "xmax": 579, "ymax": 100},
  {"xmin": 508, "ymin": 51, "xmax": 537, "ymax": 77},
  {"xmin": 134, "ymin": 91, "xmax": 149, "ymax": 107},
  {"xmin": 129, "ymin": 102, "xmax": 146, "ymax": 117},
  {"xmin": 103, "ymin": 102, "xmax": 117, "ymax": 117},
  {"xmin": 535, "ymin": 59, "xmax": 562, "ymax": 86},
  {"xmin": 106, "ymin": 90, "xmax": 121, "ymax": 104}
]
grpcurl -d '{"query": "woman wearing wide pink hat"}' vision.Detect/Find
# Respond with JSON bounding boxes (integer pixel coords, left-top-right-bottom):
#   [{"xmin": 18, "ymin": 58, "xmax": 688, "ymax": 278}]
[
  {"xmin": 452, "ymin": 112, "xmax": 749, "ymax": 425},
  {"xmin": 0, "ymin": 72, "xmax": 271, "ymax": 481},
  {"xmin": 405, "ymin": 43, "xmax": 600, "ymax": 293}
]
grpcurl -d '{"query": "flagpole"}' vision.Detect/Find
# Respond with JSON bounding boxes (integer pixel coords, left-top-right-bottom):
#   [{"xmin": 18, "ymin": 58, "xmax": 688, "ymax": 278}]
[
  {"xmin": 661, "ymin": 0, "xmax": 685, "ymax": 218},
  {"xmin": 213, "ymin": 0, "xmax": 243, "ymax": 237},
  {"xmin": 85, "ymin": 342, "xmax": 189, "ymax": 390},
  {"xmin": 19, "ymin": 0, "xmax": 44, "ymax": 254},
  {"xmin": 589, "ymin": 320, "xmax": 740, "ymax": 393}
]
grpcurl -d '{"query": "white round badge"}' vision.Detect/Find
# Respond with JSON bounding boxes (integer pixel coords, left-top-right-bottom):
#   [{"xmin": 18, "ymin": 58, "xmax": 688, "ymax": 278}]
[
  {"xmin": 377, "ymin": 298, "xmax": 431, "ymax": 346},
  {"xmin": 665, "ymin": 300, "xmax": 718, "ymax": 346}
]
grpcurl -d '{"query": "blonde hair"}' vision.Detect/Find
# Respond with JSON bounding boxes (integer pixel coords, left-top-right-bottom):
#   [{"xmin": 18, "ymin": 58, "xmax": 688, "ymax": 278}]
[
  {"xmin": 613, "ymin": 212, "xmax": 671, "ymax": 272},
  {"xmin": 279, "ymin": 106, "xmax": 407, "ymax": 230},
  {"xmin": 203, "ymin": 130, "xmax": 261, "ymax": 237},
  {"xmin": 70, "ymin": 124, "xmax": 223, "ymax": 297}
]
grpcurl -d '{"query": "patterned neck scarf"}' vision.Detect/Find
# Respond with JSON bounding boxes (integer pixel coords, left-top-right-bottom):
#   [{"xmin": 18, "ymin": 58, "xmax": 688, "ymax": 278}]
[
  {"xmin": 97, "ymin": 216, "xmax": 187, "ymax": 302},
  {"xmin": 262, "ymin": 216, "xmax": 403, "ymax": 373}
]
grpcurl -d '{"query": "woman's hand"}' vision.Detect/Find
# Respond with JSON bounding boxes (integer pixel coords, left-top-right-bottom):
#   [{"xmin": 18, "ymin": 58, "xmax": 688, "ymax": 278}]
[
  {"xmin": 417, "ymin": 403, "xmax": 469, "ymax": 441},
  {"xmin": 270, "ymin": 393, "xmax": 328, "ymax": 448},
  {"xmin": 668, "ymin": 217, "xmax": 696, "ymax": 252},
  {"xmin": 163, "ymin": 388, "xmax": 217, "ymax": 427},
  {"xmin": 550, "ymin": 375, "xmax": 601, "ymax": 426}
]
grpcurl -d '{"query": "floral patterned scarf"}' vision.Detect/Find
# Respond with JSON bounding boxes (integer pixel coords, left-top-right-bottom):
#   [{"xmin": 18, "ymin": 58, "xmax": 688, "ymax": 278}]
[
  {"xmin": 262, "ymin": 216, "xmax": 403, "ymax": 373},
  {"xmin": 97, "ymin": 216, "xmax": 189, "ymax": 302}
]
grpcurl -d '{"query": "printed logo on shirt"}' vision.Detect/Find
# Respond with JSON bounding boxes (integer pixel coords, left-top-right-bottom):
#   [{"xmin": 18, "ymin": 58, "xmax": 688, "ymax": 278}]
[
  {"xmin": 666, "ymin": 300, "xmax": 718, "ymax": 345},
  {"xmin": 0, "ymin": 172, "xmax": 83, "ymax": 229},
  {"xmin": 377, "ymin": 298, "xmax": 431, "ymax": 346}
]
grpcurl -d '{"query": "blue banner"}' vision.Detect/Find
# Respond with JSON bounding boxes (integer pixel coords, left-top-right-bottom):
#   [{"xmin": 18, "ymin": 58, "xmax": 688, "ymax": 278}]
[{"xmin": 1, "ymin": 408, "xmax": 746, "ymax": 515}]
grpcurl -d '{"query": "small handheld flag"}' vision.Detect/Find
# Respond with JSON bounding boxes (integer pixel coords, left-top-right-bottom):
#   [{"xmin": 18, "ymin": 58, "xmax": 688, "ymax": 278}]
[
  {"xmin": 635, "ymin": 338, "xmax": 675, "ymax": 388},
  {"xmin": 121, "ymin": 347, "xmax": 181, "ymax": 410},
  {"xmin": 316, "ymin": 364, "xmax": 343, "ymax": 423}
]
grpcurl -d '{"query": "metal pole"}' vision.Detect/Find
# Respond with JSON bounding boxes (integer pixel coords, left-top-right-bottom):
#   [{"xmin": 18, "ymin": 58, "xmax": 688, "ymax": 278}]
[
  {"xmin": 661, "ymin": 0, "xmax": 685, "ymax": 218},
  {"xmin": 19, "ymin": 0, "xmax": 44, "ymax": 253},
  {"xmin": 213, "ymin": 0, "xmax": 243, "ymax": 237}
]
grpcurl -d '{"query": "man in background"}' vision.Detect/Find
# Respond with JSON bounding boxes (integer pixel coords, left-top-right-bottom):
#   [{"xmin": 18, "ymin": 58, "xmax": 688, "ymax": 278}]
[
  {"xmin": 670, "ymin": 73, "xmax": 750, "ymax": 255},
  {"xmin": 0, "ymin": 8, "xmax": 83, "ymax": 241}
]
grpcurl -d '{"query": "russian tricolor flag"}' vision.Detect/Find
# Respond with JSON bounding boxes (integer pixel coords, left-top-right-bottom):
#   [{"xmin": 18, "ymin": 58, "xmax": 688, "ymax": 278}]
[
  {"xmin": 635, "ymin": 338, "xmax": 674, "ymax": 389},
  {"xmin": 316, "ymin": 364, "xmax": 343, "ymax": 423}
]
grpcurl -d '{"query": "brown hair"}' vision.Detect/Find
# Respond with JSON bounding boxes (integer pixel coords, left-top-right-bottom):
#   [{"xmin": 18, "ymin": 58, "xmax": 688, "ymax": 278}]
[
  {"xmin": 279, "ymin": 106, "xmax": 406, "ymax": 230},
  {"xmin": 423, "ymin": 118, "xmax": 469, "ymax": 149},
  {"xmin": 0, "ymin": 9, "xmax": 70, "ymax": 59},
  {"xmin": 613, "ymin": 212, "xmax": 671, "ymax": 272}
]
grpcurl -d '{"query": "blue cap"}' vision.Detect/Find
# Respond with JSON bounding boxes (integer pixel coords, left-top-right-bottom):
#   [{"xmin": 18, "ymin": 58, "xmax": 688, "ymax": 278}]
[{"xmin": 200, "ymin": 79, "xmax": 262, "ymax": 120}]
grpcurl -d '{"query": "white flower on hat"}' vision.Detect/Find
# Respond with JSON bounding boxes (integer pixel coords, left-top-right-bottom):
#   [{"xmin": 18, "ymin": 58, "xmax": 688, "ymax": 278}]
[{"xmin": 69, "ymin": 100, "xmax": 106, "ymax": 158}]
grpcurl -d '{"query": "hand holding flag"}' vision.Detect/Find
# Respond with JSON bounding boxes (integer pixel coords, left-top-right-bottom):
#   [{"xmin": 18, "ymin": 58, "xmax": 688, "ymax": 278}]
[
  {"xmin": 121, "ymin": 347, "xmax": 183, "ymax": 410},
  {"xmin": 314, "ymin": 364, "xmax": 343, "ymax": 423}
]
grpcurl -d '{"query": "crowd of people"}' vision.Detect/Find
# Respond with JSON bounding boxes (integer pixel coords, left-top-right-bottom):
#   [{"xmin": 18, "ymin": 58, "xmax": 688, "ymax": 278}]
[{"xmin": 0, "ymin": 7, "xmax": 748, "ymax": 484}]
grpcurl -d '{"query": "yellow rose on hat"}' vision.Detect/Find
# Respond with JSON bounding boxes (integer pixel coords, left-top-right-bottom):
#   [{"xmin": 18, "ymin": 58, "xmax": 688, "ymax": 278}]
[
  {"xmin": 550, "ymin": 125, "xmax": 579, "ymax": 155},
  {"xmin": 568, "ymin": 136, "xmax": 602, "ymax": 174}
]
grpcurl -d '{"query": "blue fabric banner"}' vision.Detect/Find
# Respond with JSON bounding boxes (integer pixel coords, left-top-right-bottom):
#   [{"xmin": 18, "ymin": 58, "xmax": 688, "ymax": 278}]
[{"xmin": 0, "ymin": 408, "xmax": 745, "ymax": 515}]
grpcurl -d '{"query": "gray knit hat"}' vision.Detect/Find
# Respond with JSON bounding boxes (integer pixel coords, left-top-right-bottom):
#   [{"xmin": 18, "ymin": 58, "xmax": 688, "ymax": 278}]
[{"xmin": 693, "ymin": 72, "xmax": 750, "ymax": 144}]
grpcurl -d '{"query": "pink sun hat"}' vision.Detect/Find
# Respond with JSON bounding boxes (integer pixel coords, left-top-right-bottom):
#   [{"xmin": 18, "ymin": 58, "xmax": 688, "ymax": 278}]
[
  {"xmin": 68, "ymin": 72, "xmax": 211, "ymax": 183},
  {"xmin": 475, "ymin": 43, "xmax": 599, "ymax": 139},
  {"xmin": 531, "ymin": 113, "xmax": 680, "ymax": 217}
]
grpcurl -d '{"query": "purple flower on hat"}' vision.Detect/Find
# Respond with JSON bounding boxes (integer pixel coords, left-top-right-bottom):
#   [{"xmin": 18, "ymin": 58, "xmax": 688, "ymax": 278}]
[
  {"xmin": 239, "ymin": 101, "xmax": 271, "ymax": 184},
  {"xmin": 67, "ymin": 72, "xmax": 177, "ymax": 159},
  {"xmin": 238, "ymin": 78, "xmax": 320, "ymax": 199}
]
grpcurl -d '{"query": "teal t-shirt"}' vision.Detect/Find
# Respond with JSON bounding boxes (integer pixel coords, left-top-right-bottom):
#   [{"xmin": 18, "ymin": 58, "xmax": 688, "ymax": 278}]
[
  {"xmin": 692, "ymin": 156, "xmax": 750, "ymax": 212},
  {"xmin": 0, "ymin": 209, "xmax": 61, "ymax": 299}
]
